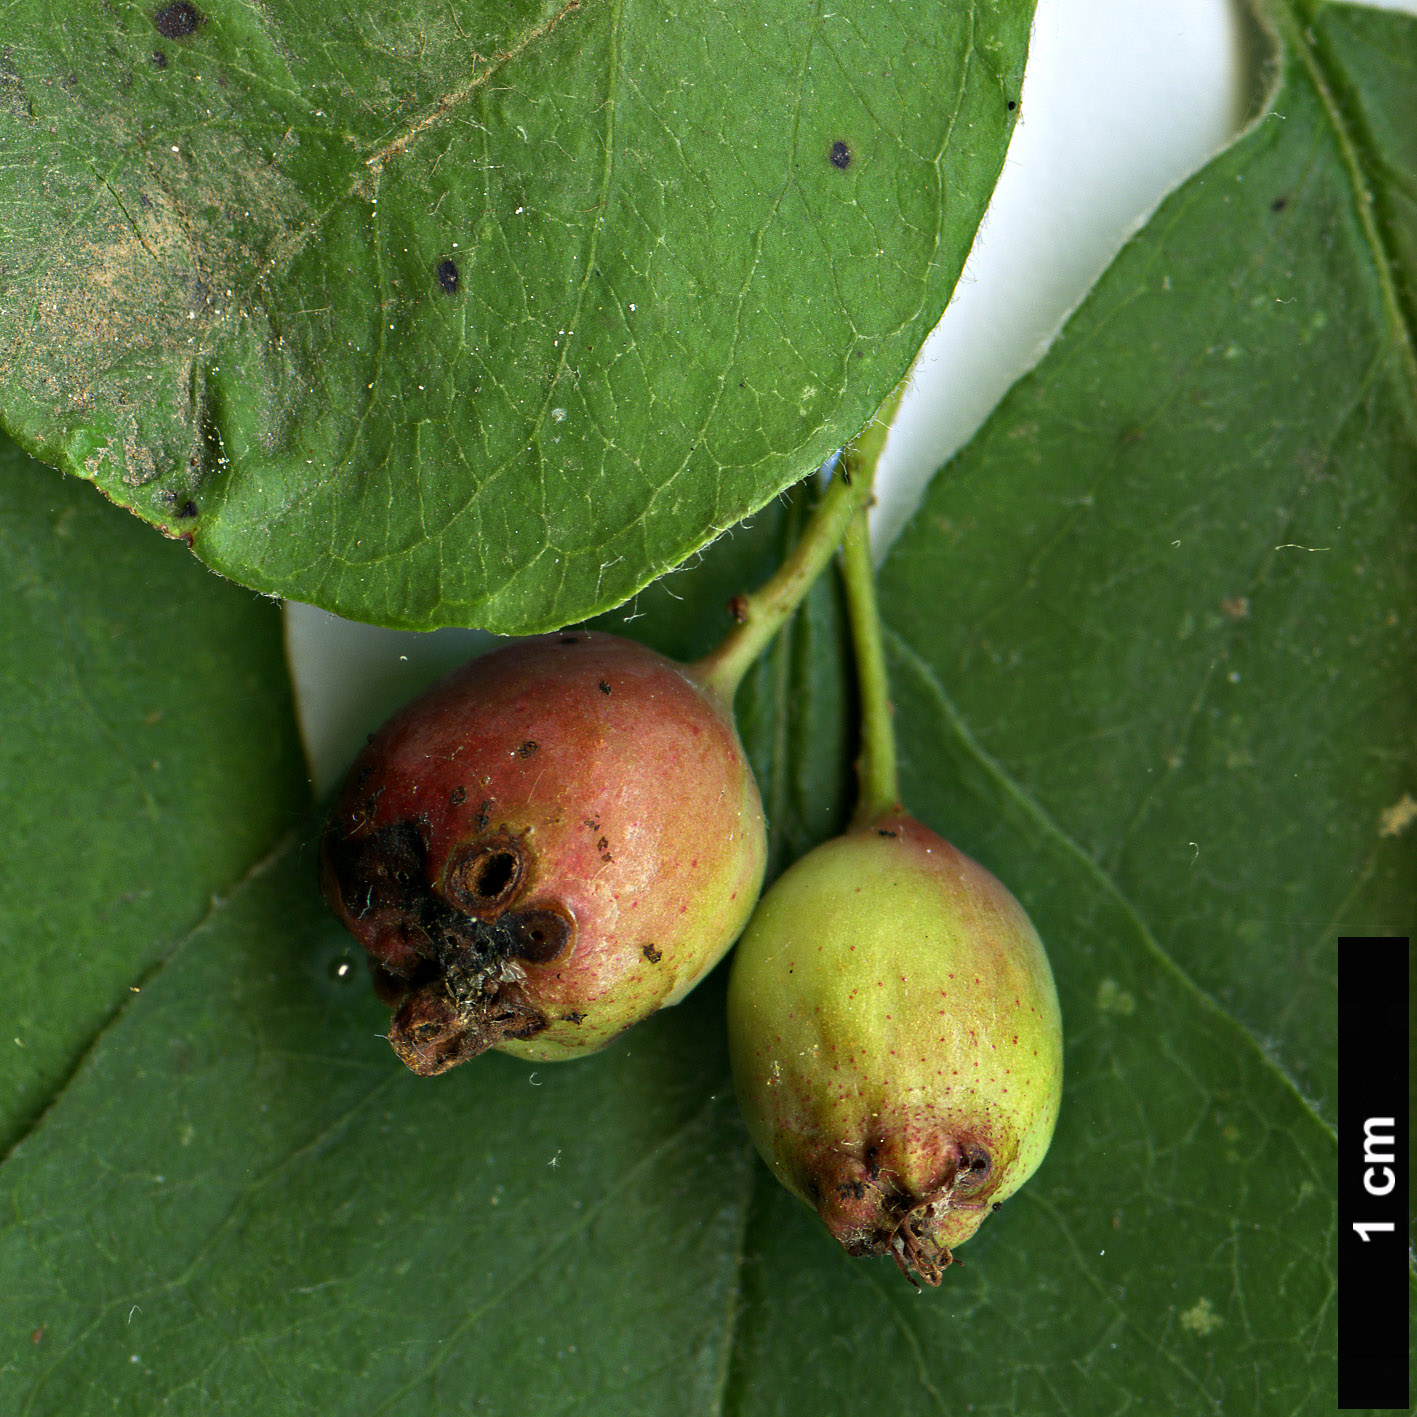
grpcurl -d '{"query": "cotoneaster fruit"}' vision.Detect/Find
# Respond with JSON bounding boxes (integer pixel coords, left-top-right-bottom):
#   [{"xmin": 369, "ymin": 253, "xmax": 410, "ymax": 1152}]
[
  {"xmin": 321, "ymin": 631, "xmax": 767, "ymax": 1075},
  {"xmin": 726, "ymin": 810, "xmax": 1063, "ymax": 1285}
]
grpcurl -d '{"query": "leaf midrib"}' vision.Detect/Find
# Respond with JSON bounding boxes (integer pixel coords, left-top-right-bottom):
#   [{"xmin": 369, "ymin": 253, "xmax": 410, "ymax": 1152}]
[{"xmin": 0, "ymin": 828, "xmax": 301, "ymax": 1174}]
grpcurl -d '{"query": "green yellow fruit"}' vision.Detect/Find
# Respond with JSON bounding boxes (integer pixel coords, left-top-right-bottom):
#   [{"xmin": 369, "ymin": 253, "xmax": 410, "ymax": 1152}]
[{"xmin": 726, "ymin": 810, "xmax": 1063, "ymax": 1284}]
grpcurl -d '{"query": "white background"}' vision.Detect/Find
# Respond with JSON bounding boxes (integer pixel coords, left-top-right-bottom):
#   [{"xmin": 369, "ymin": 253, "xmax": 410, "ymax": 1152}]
[{"xmin": 288, "ymin": 0, "xmax": 1416, "ymax": 795}]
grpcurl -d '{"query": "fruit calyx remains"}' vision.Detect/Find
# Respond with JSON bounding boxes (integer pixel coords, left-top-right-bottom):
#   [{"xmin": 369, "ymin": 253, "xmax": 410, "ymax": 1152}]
[
  {"xmin": 809, "ymin": 1129, "xmax": 998, "ymax": 1287},
  {"xmin": 324, "ymin": 817, "xmax": 574, "ymax": 1073}
]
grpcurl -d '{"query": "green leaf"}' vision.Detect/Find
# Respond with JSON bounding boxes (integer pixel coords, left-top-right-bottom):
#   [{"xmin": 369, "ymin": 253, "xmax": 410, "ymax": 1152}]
[
  {"xmin": 1, "ymin": 844, "xmax": 759, "ymax": 1413},
  {"xmin": 0, "ymin": 0, "xmax": 1033, "ymax": 632},
  {"xmin": 883, "ymin": 0, "xmax": 1415, "ymax": 1120},
  {"xmin": 0, "ymin": 434, "xmax": 309, "ymax": 1157}
]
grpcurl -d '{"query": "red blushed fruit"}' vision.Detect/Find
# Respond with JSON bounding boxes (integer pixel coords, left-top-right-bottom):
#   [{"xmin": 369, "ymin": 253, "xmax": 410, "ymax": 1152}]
[{"xmin": 320, "ymin": 631, "xmax": 767, "ymax": 1075}]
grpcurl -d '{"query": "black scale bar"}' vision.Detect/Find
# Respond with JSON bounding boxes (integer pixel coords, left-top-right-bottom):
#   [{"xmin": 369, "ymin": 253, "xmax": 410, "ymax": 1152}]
[{"xmin": 1338, "ymin": 936, "xmax": 1410, "ymax": 1411}]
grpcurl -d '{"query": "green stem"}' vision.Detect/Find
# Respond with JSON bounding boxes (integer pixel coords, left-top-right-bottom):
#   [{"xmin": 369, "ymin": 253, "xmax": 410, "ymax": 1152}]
[
  {"xmin": 692, "ymin": 380, "xmax": 907, "ymax": 707},
  {"xmin": 839, "ymin": 501, "xmax": 902, "ymax": 827}
]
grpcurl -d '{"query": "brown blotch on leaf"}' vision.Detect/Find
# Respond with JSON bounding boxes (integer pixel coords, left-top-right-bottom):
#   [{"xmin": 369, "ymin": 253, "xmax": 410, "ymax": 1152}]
[
  {"xmin": 153, "ymin": 1, "xmax": 204, "ymax": 38},
  {"xmin": 642, "ymin": 943, "xmax": 662, "ymax": 964},
  {"xmin": 518, "ymin": 740, "xmax": 539, "ymax": 758},
  {"xmin": 599, "ymin": 680, "xmax": 612, "ymax": 695},
  {"xmin": 450, "ymin": 785, "xmax": 466, "ymax": 806}
]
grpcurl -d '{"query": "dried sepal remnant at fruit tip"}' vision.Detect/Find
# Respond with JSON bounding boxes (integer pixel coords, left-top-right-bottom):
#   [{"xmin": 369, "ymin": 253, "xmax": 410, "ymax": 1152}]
[
  {"xmin": 321, "ymin": 631, "xmax": 767, "ymax": 1073},
  {"xmin": 727, "ymin": 811, "xmax": 1063, "ymax": 1286}
]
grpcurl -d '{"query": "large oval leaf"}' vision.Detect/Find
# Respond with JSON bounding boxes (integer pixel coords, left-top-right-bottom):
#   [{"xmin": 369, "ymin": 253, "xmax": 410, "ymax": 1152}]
[{"xmin": 0, "ymin": 0, "xmax": 1032, "ymax": 631}]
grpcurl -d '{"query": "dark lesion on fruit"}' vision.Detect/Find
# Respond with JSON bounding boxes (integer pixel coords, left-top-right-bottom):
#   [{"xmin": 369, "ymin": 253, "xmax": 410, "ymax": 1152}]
[
  {"xmin": 322, "ymin": 816, "xmax": 577, "ymax": 1077},
  {"xmin": 443, "ymin": 833, "xmax": 526, "ymax": 914},
  {"xmin": 504, "ymin": 906, "xmax": 573, "ymax": 963},
  {"xmin": 323, "ymin": 818, "xmax": 429, "ymax": 922},
  {"xmin": 953, "ymin": 1142, "xmax": 992, "ymax": 1191},
  {"xmin": 863, "ymin": 1141, "xmax": 882, "ymax": 1181}
]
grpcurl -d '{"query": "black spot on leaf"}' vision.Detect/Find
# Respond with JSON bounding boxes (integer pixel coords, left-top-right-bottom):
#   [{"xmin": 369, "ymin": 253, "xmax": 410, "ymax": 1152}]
[
  {"xmin": 436, "ymin": 258, "xmax": 460, "ymax": 294},
  {"xmin": 153, "ymin": 2, "xmax": 204, "ymax": 39},
  {"xmin": 829, "ymin": 139, "xmax": 851, "ymax": 170}
]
